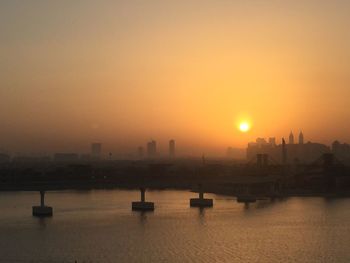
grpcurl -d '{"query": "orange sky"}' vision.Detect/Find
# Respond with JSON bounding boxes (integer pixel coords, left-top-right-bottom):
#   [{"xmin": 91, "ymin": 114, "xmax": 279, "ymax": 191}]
[{"xmin": 1, "ymin": 1, "xmax": 350, "ymax": 156}]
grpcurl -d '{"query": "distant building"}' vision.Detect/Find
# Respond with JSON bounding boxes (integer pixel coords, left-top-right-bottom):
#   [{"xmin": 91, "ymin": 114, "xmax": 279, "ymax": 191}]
[
  {"xmin": 268, "ymin": 137, "xmax": 276, "ymax": 146},
  {"xmin": 147, "ymin": 140, "xmax": 157, "ymax": 158},
  {"xmin": 169, "ymin": 139, "xmax": 175, "ymax": 158},
  {"xmin": 138, "ymin": 146, "xmax": 144, "ymax": 159},
  {"xmin": 289, "ymin": 132, "xmax": 294, "ymax": 144},
  {"xmin": 91, "ymin": 143, "xmax": 102, "ymax": 159},
  {"xmin": 54, "ymin": 153, "xmax": 79, "ymax": 163},
  {"xmin": 256, "ymin": 137, "xmax": 268, "ymax": 145},
  {"xmin": 247, "ymin": 133, "xmax": 330, "ymax": 164},
  {"xmin": 299, "ymin": 131, "xmax": 304, "ymax": 145}
]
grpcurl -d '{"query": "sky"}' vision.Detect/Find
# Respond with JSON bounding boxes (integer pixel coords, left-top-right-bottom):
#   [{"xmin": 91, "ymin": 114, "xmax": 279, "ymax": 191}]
[{"xmin": 1, "ymin": 0, "xmax": 350, "ymax": 156}]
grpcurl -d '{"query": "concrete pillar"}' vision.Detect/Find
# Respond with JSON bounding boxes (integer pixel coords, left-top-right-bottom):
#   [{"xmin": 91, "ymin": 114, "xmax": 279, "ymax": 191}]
[
  {"xmin": 40, "ymin": 190, "xmax": 45, "ymax": 207},
  {"xmin": 132, "ymin": 188, "xmax": 154, "ymax": 211},
  {"xmin": 190, "ymin": 185, "xmax": 213, "ymax": 207},
  {"xmin": 33, "ymin": 190, "xmax": 53, "ymax": 217},
  {"xmin": 199, "ymin": 191, "xmax": 204, "ymax": 199},
  {"xmin": 140, "ymin": 188, "xmax": 145, "ymax": 202}
]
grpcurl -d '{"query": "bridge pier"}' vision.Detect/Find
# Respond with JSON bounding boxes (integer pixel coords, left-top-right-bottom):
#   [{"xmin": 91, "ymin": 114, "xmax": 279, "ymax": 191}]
[
  {"xmin": 132, "ymin": 188, "xmax": 154, "ymax": 211},
  {"xmin": 190, "ymin": 185, "xmax": 213, "ymax": 207},
  {"xmin": 32, "ymin": 190, "xmax": 53, "ymax": 217}
]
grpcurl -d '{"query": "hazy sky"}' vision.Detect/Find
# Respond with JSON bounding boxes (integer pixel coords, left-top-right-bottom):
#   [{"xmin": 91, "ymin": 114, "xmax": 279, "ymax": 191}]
[{"xmin": 1, "ymin": 0, "xmax": 350, "ymax": 156}]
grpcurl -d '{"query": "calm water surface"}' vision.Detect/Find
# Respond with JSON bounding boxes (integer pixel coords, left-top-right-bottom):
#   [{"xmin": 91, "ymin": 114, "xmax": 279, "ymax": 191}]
[{"xmin": 0, "ymin": 190, "xmax": 350, "ymax": 263}]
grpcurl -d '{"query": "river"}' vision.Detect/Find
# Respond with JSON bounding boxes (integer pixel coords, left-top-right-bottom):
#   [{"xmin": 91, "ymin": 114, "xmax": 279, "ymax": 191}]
[{"xmin": 0, "ymin": 190, "xmax": 349, "ymax": 262}]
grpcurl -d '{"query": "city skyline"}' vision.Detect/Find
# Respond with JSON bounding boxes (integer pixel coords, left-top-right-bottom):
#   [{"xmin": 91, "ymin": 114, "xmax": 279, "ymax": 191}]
[
  {"xmin": 2, "ymin": 131, "xmax": 350, "ymax": 162},
  {"xmin": 1, "ymin": 2, "xmax": 350, "ymax": 262},
  {"xmin": 1, "ymin": 1, "xmax": 350, "ymax": 155}
]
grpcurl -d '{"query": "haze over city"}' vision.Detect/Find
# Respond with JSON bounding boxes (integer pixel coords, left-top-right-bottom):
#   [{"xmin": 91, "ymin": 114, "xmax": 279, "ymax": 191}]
[
  {"xmin": 2, "ymin": 2, "xmax": 350, "ymax": 263},
  {"xmin": 1, "ymin": 0, "xmax": 350, "ymax": 156}
]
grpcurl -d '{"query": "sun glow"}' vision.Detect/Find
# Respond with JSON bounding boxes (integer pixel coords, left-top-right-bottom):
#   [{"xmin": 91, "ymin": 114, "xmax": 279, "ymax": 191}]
[{"xmin": 239, "ymin": 122, "xmax": 251, "ymax": 133}]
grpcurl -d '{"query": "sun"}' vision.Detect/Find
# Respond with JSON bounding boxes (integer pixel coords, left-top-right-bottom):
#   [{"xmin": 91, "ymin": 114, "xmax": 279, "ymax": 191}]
[{"xmin": 239, "ymin": 122, "xmax": 251, "ymax": 133}]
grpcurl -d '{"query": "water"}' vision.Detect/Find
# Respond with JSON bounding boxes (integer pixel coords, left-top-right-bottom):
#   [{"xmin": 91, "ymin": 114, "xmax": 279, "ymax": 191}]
[{"xmin": 0, "ymin": 190, "xmax": 350, "ymax": 263}]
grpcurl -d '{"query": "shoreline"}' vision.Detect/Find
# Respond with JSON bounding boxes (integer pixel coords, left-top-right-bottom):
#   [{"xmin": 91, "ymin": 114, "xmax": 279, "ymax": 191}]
[{"xmin": 1, "ymin": 183, "xmax": 349, "ymax": 198}]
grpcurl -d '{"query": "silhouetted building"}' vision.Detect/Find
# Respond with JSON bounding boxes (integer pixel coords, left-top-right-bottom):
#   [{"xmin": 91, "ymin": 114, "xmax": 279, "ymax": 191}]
[
  {"xmin": 169, "ymin": 139, "xmax": 175, "ymax": 158},
  {"xmin": 299, "ymin": 131, "xmax": 304, "ymax": 145},
  {"xmin": 147, "ymin": 140, "xmax": 157, "ymax": 158},
  {"xmin": 289, "ymin": 131, "xmax": 294, "ymax": 144},
  {"xmin": 247, "ymin": 132, "xmax": 330, "ymax": 164},
  {"xmin": 269, "ymin": 137, "xmax": 276, "ymax": 146},
  {"xmin": 256, "ymin": 137, "xmax": 268, "ymax": 145},
  {"xmin": 138, "ymin": 146, "xmax": 144, "ymax": 159},
  {"xmin": 91, "ymin": 143, "xmax": 102, "ymax": 159}
]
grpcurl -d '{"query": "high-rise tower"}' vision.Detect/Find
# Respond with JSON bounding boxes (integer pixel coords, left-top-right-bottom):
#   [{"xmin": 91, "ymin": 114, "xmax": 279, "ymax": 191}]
[
  {"xmin": 147, "ymin": 140, "xmax": 157, "ymax": 158},
  {"xmin": 137, "ymin": 146, "xmax": 144, "ymax": 159},
  {"xmin": 289, "ymin": 131, "xmax": 294, "ymax": 144},
  {"xmin": 299, "ymin": 131, "xmax": 304, "ymax": 145},
  {"xmin": 91, "ymin": 143, "xmax": 102, "ymax": 159},
  {"xmin": 169, "ymin": 139, "xmax": 175, "ymax": 158}
]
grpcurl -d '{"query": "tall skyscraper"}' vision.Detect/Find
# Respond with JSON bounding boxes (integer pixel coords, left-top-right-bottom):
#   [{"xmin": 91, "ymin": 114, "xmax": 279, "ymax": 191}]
[
  {"xmin": 289, "ymin": 132, "xmax": 294, "ymax": 144},
  {"xmin": 147, "ymin": 140, "xmax": 157, "ymax": 158},
  {"xmin": 137, "ymin": 146, "xmax": 144, "ymax": 159},
  {"xmin": 91, "ymin": 143, "xmax": 102, "ymax": 159},
  {"xmin": 169, "ymin": 139, "xmax": 175, "ymax": 158},
  {"xmin": 299, "ymin": 131, "xmax": 304, "ymax": 145}
]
